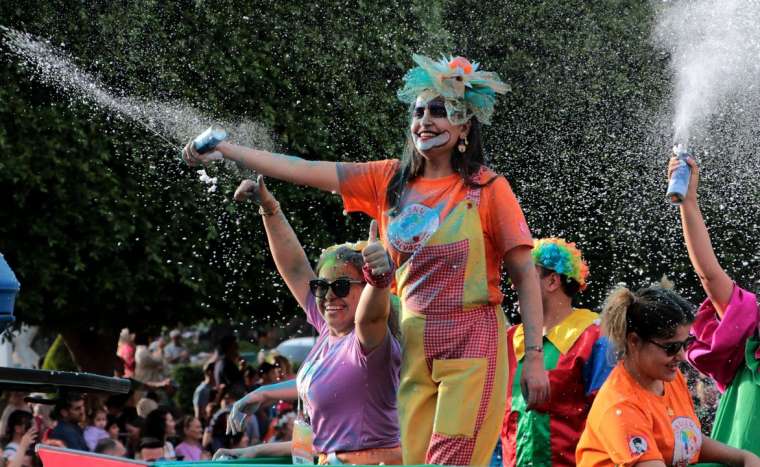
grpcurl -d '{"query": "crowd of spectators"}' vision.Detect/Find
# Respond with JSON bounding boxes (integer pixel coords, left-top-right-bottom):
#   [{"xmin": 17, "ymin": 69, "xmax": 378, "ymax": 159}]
[{"xmin": 0, "ymin": 329, "xmax": 297, "ymax": 465}]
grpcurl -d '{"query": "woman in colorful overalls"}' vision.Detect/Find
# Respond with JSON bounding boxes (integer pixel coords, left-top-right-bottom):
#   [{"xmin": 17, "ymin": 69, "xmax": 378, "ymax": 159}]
[
  {"xmin": 183, "ymin": 54, "xmax": 550, "ymax": 466},
  {"xmin": 215, "ymin": 177, "xmax": 402, "ymax": 465}
]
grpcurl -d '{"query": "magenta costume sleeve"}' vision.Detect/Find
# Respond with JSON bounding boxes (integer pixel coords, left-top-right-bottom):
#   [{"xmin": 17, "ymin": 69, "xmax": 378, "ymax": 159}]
[{"xmin": 687, "ymin": 284, "xmax": 759, "ymax": 392}]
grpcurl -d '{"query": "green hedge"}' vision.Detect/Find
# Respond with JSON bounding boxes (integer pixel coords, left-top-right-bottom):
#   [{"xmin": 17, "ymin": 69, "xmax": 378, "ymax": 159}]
[{"xmin": 172, "ymin": 364, "xmax": 203, "ymax": 415}]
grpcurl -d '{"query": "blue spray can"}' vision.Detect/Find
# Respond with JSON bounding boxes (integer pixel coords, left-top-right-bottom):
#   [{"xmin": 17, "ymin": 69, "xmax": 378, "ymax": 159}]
[
  {"xmin": 193, "ymin": 126, "xmax": 227, "ymax": 155},
  {"xmin": 666, "ymin": 144, "xmax": 691, "ymax": 205}
]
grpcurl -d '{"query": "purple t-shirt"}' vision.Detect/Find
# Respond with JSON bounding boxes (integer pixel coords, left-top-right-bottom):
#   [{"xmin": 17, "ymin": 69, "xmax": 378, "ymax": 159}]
[
  {"xmin": 297, "ymin": 294, "xmax": 401, "ymax": 453},
  {"xmin": 83, "ymin": 426, "xmax": 108, "ymax": 452},
  {"xmin": 175, "ymin": 441, "xmax": 202, "ymax": 461}
]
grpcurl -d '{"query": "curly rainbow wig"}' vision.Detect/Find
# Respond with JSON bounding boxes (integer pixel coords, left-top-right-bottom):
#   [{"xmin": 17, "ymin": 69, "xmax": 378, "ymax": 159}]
[{"xmin": 532, "ymin": 237, "xmax": 589, "ymax": 292}]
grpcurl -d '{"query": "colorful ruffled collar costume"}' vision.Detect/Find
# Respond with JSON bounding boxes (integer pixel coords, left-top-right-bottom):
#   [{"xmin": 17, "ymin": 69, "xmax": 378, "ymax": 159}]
[
  {"xmin": 397, "ymin": 54, "xmax": 510, "ymax": 125},
  {"xmin": 503, "ymin": 239, "xmax": 611, "ymax": 466}
]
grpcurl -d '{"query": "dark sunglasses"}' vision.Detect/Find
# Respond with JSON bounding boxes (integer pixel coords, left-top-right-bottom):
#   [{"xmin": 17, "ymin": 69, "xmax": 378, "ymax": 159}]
[
  {"xmin": 309, "ymin": 278, "xmax": 363, "ymax": 299},
  {"xmin": 412, "ymin": 101, "xmax": 448, "ymax": 119},
  {"xmin": 645, "ymin": 335, "xmax": 696, "ymax": 356}
]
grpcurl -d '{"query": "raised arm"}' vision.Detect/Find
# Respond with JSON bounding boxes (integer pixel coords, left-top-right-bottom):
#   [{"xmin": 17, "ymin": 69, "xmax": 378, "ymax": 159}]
[
  {"xmin": 355, "ymin": 220, "xmax": 392, "ymax": 351},
  {"xmin": 184, "ymin": 141, "xmax": 340, "ymax": 193},
  {"xmin": 234, "ymin": 176, "xmax": 316, "ymax": 310},
  {"xmin": 505, "ymin": 245, "xmax": 549, "ymax": 408},
  {"xmin": 669, "ymin": 157, "xmax": 733, "ymax": 315}
]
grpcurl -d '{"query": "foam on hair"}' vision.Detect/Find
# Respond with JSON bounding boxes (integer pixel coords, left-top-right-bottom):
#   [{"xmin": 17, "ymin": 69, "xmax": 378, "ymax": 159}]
[{"xmin": 316, "ymin": 242, "xmax": 365, "ymax": 277}]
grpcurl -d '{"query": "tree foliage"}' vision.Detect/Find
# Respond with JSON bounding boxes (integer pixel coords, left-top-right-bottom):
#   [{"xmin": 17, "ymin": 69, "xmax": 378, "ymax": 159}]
[{"xmin": 2, "ymin": 1, "xmax": 726, "ymax": 370}]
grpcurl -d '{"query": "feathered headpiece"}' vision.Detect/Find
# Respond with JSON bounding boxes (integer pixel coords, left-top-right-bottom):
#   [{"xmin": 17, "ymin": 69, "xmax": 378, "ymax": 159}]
[
  {"xmin": 532, "ymin": 238, "xmax": 590, "ymax": 291},
  {"xmin": 397, "ymin": 54, "xmax": 510, "ymax": 125}
]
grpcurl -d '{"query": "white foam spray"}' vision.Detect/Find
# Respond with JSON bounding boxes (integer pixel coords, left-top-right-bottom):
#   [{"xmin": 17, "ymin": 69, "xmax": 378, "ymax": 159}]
[
  {"xmin": 1, "ymin": 26, "xmax": 284, "ymax": 329},
  {"xmin": 653, "ymin": 0, "xmax": 760, "ymax": 144},
  {"xmin": 1, "ymin": 26, "xmax": 274, "ymax": 157}
]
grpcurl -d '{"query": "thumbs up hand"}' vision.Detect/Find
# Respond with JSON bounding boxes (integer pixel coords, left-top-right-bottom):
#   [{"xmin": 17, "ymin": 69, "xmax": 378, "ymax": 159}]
[{"xmin": 362, "ymin": 220, "xmax": 391, "ymax": 275}]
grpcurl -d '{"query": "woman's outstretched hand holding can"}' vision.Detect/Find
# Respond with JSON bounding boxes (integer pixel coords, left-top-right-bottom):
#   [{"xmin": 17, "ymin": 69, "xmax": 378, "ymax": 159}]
[{"xmin": 182, "ymin": 140, "xmax": 224, "ymax": 166}]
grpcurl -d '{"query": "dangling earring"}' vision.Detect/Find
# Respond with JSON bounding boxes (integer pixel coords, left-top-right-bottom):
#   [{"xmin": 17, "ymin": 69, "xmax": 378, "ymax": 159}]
[{"xmin": 458, "ymin": 136, "xmax": 468, "ymax": 153}]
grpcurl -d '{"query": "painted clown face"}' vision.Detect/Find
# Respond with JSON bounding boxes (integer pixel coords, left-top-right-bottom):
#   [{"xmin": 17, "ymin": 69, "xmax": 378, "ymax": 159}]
[{"xmin": 410, "ymin": 96, "xmax": 470, "ymax": 162}]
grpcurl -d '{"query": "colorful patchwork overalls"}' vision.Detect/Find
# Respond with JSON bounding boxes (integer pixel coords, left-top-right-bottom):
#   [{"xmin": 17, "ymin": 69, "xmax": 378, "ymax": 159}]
[{"xmin": 392, "ymin": 184, "xmax": 507, "ymax": 466}]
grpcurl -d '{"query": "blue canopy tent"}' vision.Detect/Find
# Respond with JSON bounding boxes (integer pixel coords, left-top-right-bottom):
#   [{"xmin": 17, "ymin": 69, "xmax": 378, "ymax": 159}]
[{"xmin": 0, "ymin": 253, "xmax": 20, "ymax": 332}]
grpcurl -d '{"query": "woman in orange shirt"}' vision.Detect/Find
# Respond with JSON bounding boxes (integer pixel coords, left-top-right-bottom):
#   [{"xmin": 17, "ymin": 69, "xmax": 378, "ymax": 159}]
[{"xmin": 576, "ymin": 285, "xmax": 760, "ymax": 466}]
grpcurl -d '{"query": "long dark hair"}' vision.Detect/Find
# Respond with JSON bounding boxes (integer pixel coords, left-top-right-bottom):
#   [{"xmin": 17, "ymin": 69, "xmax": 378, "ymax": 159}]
[
  {"xmin": 386, "ymin": 111, "xmax": 490, "ymax": 214},
  {"xmin": 3, "ymin": 410, "xmax": 31, "ymax": 444},
  {"xmin": 142, "ymin": 407, "xmax": 171, "ymax": 442}
]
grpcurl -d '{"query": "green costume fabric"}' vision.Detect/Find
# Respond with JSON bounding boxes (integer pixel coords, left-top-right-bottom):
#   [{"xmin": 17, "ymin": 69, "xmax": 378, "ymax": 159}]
[{"xmin": 708, "ymin": 335, "xmax": 760, "ymax": 457}]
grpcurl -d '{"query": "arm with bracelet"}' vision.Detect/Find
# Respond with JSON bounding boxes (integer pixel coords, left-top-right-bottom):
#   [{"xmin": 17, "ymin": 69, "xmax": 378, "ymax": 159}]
[{"xmin": 233, "ymin": 176, "xmax": 316, "ymax": 310}]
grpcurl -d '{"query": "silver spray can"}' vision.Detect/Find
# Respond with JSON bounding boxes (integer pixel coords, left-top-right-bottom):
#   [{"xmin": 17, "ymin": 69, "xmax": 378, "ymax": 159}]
[
  {"xmin": 666, "ymin": 144, "xmax": 691, "ymax": 205},
  {"xmin": 193, "ymin": 126, "xmax": 227, "ymax": 155}
]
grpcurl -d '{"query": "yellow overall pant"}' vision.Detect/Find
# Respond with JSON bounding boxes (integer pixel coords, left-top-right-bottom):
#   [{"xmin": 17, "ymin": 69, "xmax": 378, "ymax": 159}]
[{"xmin": 395, "ymin": 186, "xmax": 507, "ymax": 466}]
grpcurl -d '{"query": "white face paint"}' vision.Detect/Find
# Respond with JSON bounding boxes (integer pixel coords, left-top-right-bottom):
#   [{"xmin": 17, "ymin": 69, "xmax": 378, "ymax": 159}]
[{"xmin": 413, "ymin": 131, "xmax": 450, "ymax": 151}]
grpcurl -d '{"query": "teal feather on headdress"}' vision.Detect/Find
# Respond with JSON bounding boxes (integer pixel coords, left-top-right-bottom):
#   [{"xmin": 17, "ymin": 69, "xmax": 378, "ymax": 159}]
[{"xmin": 397, "ymin": 54, "xmax": 509, "ymax": 125}]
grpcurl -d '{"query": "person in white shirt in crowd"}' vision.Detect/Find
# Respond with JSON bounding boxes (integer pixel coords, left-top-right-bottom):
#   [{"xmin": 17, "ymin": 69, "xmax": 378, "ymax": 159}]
[
  {"xmin": 164, "ymin": 330, "xmax": 190, "ymax": 366},
  {"xmin": 134, "ymin": 334, "xmax": 167, "ymax": 384}
]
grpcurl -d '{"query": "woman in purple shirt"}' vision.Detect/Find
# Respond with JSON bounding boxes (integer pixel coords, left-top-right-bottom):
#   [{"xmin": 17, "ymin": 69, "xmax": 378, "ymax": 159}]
[{"xmin": 214, "ymin": 177, "xmax": 402, "ymax": 465}]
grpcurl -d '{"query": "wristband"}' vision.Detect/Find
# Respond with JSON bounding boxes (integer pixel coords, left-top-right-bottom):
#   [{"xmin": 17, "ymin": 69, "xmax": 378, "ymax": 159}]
[
  {"xmin": 362, "ymin": 262, "xmax": 394, "ymax": 289},
  {"xmin": 525, "ymin": 345, "xmax": 543, "ymax": 354},
  {"xmin": 259, "ymin": 202, "xmax": 281, "ymax": 217}
]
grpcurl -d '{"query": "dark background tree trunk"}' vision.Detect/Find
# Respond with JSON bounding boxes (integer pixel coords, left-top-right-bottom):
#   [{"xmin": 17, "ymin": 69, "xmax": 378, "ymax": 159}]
[{"xmin": 61, "ymin": 328, "xmax": 120, "ymax": 375}]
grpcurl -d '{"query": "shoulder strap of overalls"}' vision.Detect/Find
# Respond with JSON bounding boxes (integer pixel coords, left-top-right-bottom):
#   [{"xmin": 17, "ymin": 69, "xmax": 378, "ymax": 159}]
[{"xmin": 465, "ymin": 166, "xmax": 501, "ymax": 206}]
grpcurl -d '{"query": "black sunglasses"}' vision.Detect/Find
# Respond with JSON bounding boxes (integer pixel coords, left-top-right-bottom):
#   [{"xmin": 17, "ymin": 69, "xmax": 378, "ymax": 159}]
[
  {"xmin": 645, "ymin": 336, "xmax": 696, "ymax": 357},
  {"xmin": 309, "ymin": 278, "xmax": 363, "ymax": 299},
  {"xmin": 412, "ymin": 101, "xmax": 448, "ymax": 119}
]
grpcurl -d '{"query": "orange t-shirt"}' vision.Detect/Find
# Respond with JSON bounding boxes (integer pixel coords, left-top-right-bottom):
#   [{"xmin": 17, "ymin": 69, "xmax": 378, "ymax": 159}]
[
  {"xmin": 576, "ymin": 363, "xmax": 702, "ymax": 467},
  {"xmin": 338, "ymin": 159, "xmax": 532, "ymax": 305}
]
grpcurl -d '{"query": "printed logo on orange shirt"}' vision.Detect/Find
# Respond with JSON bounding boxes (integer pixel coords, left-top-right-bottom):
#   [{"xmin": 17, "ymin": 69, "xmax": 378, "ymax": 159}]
[
  {"xmin": 387, "ymin": 203, "xmax": 440, "ymax": 253},
  {"xmin": 672, "ymin": 416, "xmax": 702, "ymax": 466},
  {"xmin": 628, "ymin": 435, "xmax": 648, "ymax": 455}
]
